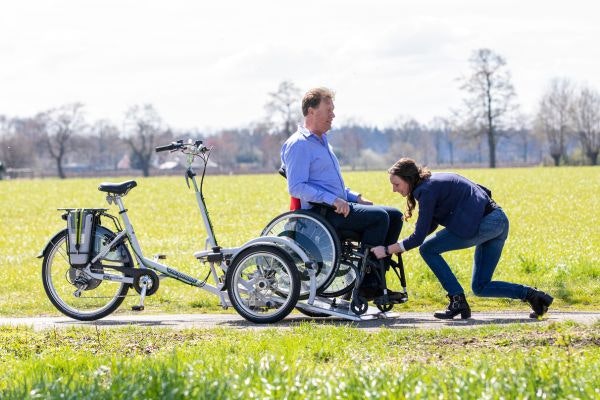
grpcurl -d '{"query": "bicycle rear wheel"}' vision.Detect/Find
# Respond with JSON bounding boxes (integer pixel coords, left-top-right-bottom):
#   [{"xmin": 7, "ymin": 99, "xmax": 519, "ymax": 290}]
[{"xmin": 41, "ymin": 229, "xmax": 132, "ymax": 321}]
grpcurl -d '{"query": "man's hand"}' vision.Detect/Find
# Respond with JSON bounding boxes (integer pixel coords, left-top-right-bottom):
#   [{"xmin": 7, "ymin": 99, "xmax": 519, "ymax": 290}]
[
  {"xmin": 333, "ymin": 198, "xmax": 350, "ymax": 217},
  {"xmin": 371, "ymin": 246, "xmax": 387, "ymax": 259},
  {"xmin": 357, "ymin": 195, "xmax": 373, "ymax": 205}
]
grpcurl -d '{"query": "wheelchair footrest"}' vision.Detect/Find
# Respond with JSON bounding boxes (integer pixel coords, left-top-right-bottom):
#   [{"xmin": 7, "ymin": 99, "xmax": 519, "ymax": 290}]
[{"xmin": 373, "ymin": 292, "xmax": 408, "ymax": 306}]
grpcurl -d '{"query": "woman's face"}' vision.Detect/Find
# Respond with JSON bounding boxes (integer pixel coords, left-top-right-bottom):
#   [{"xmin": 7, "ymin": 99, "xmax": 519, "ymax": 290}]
[{"xmin": 390, "ymin": 174, "xmax": 410, "ymax": 197}]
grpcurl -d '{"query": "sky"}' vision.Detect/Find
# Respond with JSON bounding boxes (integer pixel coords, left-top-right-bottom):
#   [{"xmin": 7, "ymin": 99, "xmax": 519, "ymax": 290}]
[{"xmin": 1, "ymin": 0, "xmax": 599, "ymax": 132}]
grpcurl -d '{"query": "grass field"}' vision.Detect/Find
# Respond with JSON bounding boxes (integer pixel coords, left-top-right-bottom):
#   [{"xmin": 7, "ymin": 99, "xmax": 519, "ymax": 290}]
[
  {"xmin": 1, "ymin": 321, "xmax": 599, "ymax": 399},
  {"xmin": 0, "ymin": 166, "xmax": 599, "ymax": 316},
  {"xmin": 1, "ymin": 166, "xmax": 599, "ymax": 399}
]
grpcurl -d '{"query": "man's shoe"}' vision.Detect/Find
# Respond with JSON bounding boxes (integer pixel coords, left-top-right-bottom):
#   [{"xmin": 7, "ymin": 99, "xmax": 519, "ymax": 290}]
[
  {"xmin": 525, "ymin": 288, "xmax": 553, "ymax": 318},
  {"xmin": 433, "ymin": 293, "xmax": 471, "ymax": 320}
]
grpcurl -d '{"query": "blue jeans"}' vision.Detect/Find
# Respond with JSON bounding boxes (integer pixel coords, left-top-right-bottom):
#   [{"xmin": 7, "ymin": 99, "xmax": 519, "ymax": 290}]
[{"xmin": 419, "ymin": 208, "xmax": 528, "ymax": 300}]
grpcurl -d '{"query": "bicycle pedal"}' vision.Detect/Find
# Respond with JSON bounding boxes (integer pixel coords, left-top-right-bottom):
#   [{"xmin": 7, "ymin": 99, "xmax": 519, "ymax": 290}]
[{"xmin": 131, "ymin": 305, "xmax": 145, "ymax": 311}]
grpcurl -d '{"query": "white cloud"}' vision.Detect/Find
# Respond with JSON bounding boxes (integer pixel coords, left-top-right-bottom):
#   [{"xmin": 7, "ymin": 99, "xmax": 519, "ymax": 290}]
[{"xmin": 1, "ymin": 0, "xmax": 600, "ymax": 130}]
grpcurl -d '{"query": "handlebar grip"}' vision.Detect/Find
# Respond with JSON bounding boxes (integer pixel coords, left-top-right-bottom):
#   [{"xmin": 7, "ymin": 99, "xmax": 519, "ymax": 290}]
[{"xmin": 155, "ymin": 143, "xmax": 176, "ymax": 153}]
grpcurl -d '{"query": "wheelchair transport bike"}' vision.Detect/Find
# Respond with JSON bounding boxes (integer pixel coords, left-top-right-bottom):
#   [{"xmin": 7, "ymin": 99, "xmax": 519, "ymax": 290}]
[{"xmin": 39, "ymin": 139, "xmax": 409, "ymax": 323}]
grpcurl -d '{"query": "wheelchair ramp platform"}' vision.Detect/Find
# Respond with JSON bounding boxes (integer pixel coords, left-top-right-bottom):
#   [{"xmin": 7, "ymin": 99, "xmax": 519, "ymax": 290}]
[{"xmin": 296, "ymin": 297, "xmax": 401, "ymax": 321}]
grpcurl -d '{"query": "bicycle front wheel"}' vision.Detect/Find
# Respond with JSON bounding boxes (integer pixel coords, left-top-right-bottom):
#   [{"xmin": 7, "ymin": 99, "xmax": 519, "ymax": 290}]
[
  {"xmin": 41, "ymin": 229, "xmax": 131, "ymax": 321},
  {"xmin": 227, "ymin": 245, "xmax": 300, "ymax": 324}
]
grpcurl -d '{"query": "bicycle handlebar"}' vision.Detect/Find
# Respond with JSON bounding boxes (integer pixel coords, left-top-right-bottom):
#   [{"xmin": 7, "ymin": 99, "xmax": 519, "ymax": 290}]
[
  {"xmin": 156, "ymin": 140, "xmax": 184, "ymax": 153},
  {"xmin": 155, "ymin": 139, "xmax": 207, "ymax": 154}
]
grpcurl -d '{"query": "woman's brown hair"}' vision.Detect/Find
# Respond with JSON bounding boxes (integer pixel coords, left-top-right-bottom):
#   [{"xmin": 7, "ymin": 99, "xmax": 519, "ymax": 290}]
[{"xmin": 388, "ymin": 158, "xmax": 431, "ymax": 221}]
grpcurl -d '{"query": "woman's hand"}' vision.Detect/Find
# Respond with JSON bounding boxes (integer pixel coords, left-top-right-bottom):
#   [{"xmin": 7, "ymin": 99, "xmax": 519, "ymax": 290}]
[{"xmin": 370, "ymin": 245, "xmax": 387, "ymax": 259}]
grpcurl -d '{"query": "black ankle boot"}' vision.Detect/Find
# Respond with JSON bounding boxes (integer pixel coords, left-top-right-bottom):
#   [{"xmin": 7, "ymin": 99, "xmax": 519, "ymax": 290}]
[
  {"xmin": 434, "ymin": 294, "xmax": 471, "ymax": 320},
  {"xmin": 525, "ymin": 288, "xmax": 553, "ymax": 318}
]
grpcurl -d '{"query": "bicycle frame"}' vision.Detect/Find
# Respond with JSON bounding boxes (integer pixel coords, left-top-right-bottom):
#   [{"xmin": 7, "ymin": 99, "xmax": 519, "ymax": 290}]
[{"xmin": 80, "ymin": 140, "xmax": 313, "ymax": 311}]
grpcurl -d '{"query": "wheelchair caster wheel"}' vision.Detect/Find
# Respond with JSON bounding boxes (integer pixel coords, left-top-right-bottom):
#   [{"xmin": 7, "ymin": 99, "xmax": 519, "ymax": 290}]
[
  {"xmin": 376, "ymin": 303, "xmax": 393, "ymax": 313},
  {"xmin": 350, "ymin": 298, "xmax": 368, "ymax": 315}
]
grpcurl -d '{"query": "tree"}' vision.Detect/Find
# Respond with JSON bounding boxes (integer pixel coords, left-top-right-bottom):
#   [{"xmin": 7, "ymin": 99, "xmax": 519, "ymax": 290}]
[
  {"xmin": 511, "ymin": 113, "xmax": 533, "ymax": 164},
  {"xmin": 88, "ymin": 120, "xmax": 126, "ymax": 170},
  {"xmin": 458, "ymin": 48, "xmax": 518, "ymax": 168},
  {"xmin": 2, "ymin": 117, "xmax": 48, "ymax": 171},
  {"xmin": 40, "ymin": 103, "xmax": 86, "ymax": 179},
  {"xmin": 535, "ymin": 78, "xmax": 575, "ymax": 166},
  {"xmin": 122, "ymin": 104, "xmax": 168, "ymax": 177},
  {"xmin": 336, "ymin": 123, "xmax": 363, "ymax": 170},
  {"xmin": 572, "ymin": 84, "xmax": 600, "ymax": 165},
  {"xmin": 264, "ymin": 80, "xmax": 302, "ymax": 139}
]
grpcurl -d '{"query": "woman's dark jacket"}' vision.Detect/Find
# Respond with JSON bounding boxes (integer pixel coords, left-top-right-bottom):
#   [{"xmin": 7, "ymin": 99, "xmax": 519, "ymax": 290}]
[{"xmin": 401, "ymin": 172, "xmax": 492, "ymax": 251}]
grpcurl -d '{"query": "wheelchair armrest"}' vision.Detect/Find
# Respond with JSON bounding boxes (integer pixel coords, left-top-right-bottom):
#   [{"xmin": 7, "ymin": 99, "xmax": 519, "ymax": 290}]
[
  {"xmin": 308, "ymin": 202, "xmax": 336, "ymax": 210},
  {"xmin": 278, "ymin": 166, "xmax": 287, "ymax": 179}
]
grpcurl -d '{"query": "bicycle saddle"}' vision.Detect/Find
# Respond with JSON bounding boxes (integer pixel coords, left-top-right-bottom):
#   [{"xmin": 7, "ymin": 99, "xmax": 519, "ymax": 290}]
[{"xmin": 98, "ymin": 180, "xmax": 137, "ymax": 195}]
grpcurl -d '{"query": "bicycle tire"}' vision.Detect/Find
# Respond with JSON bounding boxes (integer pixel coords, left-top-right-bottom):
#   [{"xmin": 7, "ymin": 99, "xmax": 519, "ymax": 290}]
[
  {"xmin": 41, "ymin": 229, "xmax": 131, "ymax": 321},
  {"xmin": 226, "ymin": 244, "xmax": 300, "ymax": 324}
]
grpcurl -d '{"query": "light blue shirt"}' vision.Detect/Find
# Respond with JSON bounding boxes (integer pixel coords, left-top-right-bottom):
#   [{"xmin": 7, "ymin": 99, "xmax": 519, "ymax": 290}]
[{"xmin": 281, "ymin": 125, "xmax": 360, "ymax": 209}]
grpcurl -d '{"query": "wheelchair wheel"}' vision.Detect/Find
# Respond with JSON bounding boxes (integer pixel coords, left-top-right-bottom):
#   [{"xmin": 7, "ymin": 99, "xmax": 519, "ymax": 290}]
[
  {"xmin": 226, "ymin": 245, "xmax": 300, "ymax": 324},
  {"xmin": 377, "ymin": 303, "xmax": 394, "ymax": 313},
  {"xmin": 319, "ymin": 259, "xmax": 356, "ymax": 298},
  {"xmin": 350, "ymin": 298, "xmax": 368, "ymax": 315},
  {"xmin": 262, "ymin": 211, "xmax": 341, "ymax": 297},
  {"xmin": 41, "ymin": 228, "xmax": 132, "ymax": 321}
]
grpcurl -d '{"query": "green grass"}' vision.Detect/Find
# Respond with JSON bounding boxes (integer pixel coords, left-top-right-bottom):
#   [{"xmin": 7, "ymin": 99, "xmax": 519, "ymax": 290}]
[
  {"xmin": 0, "ymin": 166, "xmax": 599, "ymax": 316},
  {"xmin": 1, "ymin": 322, "xmax": 599, "ymax": 399}
]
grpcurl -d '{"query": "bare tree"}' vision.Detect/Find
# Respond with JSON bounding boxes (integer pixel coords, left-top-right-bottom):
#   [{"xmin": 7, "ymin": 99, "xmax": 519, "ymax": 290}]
[
  {"xmin": 2, "ymin": 117, "xmax": 48, "ymax": 171},
  {"xmin": 510, "ymin": 113, "xmax": 533, "ymax": 164},
  {"xmin": 205, "ymin": 129, "xmax": 241, "ymax": 173},
  {"xmin": 458, "ymin": 48, "xmax": 518, "ymax": 168},
  {"xmin": 428, "ymin": 117, "xmax": 455, "ymax": 165},
  {"xmin": 122, "ymin": 104, "xmax": 168, "ymax": 177},
  {"xmin": 337, "ymin": 124, "xmax": 363, "ymax": 170},
  {"xmin": 264, "ymin": 80, "xmax": 302, "ymax": 138},
  {"xmin": 535, "ymin": 78, "xmax": 575, "ymax": 166},
  {"xmin": 572, "ymin": 84, "xmax": 600, "ymax": 165},
  {"xmin": 40, "ymin": 103, "xmax": 86, "ymax": 178},
  {"xmin": 89, "ymin": 120, "xmax": 125, "ymax": 170}
]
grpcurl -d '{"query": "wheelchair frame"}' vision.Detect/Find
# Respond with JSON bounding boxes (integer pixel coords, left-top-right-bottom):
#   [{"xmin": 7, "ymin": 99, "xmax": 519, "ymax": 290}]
[{"xmin": 262, "ymin": 210, "xmax": 409, "ymax": 320}]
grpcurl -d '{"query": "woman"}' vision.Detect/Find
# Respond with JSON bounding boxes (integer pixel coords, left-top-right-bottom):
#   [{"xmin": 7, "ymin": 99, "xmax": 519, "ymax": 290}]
[{"xmin": 371, "ymin": 158, "xmax": 553, "ymax": 319}]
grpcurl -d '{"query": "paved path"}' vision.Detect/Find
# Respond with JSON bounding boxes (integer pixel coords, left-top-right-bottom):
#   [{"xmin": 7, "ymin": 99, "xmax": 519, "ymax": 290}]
[{"xmin": 1, "ymin": 311, "xmax": 598, "ymax": 331}]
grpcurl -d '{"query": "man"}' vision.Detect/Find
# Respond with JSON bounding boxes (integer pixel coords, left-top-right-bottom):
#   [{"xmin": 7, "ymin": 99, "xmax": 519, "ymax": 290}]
[{"xmin": 281, "ymin": 87, "xmax": 403, "ymax": 299}]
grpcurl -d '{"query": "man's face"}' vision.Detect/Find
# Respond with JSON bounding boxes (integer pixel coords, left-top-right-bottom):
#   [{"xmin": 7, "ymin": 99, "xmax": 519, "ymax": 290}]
[{"xmin": 310, "ymin": 97, "xmax": 335, "ymax": 134}]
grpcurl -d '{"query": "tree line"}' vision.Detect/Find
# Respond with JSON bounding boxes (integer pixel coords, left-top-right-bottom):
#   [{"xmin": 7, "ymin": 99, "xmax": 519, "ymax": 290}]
[{"xmin": 1, "ymin": 48, "xmax": 598, "ymax": 179}]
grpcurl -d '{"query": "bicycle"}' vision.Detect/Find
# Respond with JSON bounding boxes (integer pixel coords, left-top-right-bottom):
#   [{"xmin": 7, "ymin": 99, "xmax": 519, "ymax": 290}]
[{"xmin": 39, "ymin": 140, "xmax": 316, "ymax": 323}]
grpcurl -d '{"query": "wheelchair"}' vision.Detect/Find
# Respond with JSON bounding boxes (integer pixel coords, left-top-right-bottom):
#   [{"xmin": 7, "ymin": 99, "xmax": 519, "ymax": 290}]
[{"xmin": 261, "ymin": 199, "xmax": 409, "ymax": 319}]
